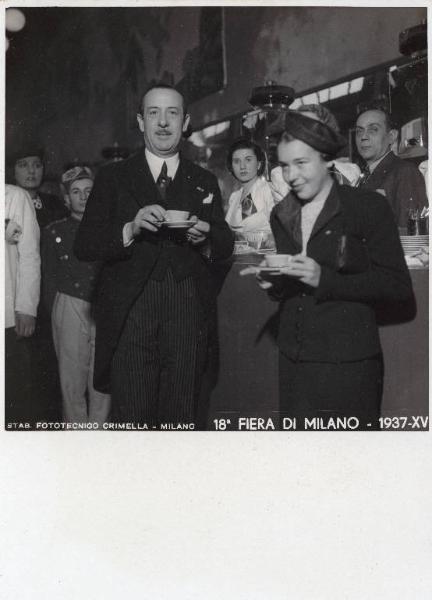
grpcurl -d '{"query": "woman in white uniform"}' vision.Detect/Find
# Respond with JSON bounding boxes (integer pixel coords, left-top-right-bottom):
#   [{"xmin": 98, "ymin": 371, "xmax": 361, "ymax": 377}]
[{"xmin": 225, "ymin": 139, "xmax": 275, "ymax": 232}]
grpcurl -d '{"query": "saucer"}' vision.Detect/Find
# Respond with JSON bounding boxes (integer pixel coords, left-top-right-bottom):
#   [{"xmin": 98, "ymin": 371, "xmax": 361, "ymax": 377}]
[
  {"xmin": 255, "ymin": 248, "xmax": 276, "ymax": 255},
  {"xmin": 233, "ymin": 246, "xmax": 252, "ymax": 255},
  {"xmin": 162, "ymin": 220, "xmax": 195, "ymax": 229},
  {"xmin": 257, "ymin": 267, "xmax": 284, "ymax": 275}
]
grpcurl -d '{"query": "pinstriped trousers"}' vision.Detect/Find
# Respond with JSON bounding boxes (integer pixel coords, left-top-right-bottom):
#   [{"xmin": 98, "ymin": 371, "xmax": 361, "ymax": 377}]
[{"xmin": 111, "ymin": 270, "xmax": 208, "ymax": 427}]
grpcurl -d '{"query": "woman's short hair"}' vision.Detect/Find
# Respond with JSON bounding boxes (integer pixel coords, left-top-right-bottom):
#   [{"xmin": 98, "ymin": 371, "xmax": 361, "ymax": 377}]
[{"xmin": 227, "ymin": 138, "xmax": 266, "ymax": 177}]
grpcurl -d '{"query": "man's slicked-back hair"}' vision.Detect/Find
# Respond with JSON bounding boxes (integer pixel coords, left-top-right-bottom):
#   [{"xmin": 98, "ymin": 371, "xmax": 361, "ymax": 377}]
[
  {"xmin": 356, "ymin": 101, "xmax": 398, "ymax": 131},
  {"xmin": 138, "ymin": 83, "xmax": 188, "ymax": 116}
]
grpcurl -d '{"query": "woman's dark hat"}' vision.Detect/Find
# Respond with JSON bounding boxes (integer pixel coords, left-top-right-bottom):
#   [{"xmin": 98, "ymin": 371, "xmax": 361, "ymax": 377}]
[
  {"xmin": 269, "ymin": 110, "xmax": 346, "ymax": 156},
  {"xmin": 6, "ymin": 145, "xmax": 44, "ymax": 167}
]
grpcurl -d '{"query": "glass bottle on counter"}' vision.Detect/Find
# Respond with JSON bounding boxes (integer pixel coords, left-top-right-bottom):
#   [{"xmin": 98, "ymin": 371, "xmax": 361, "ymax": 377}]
[
  {"xmin": 407, "ymin": 198, "xmax": 428, "ymax": 235},
  {"xmin": 406, "ymin": 198, "xmax": 419, "ymax": 235}
]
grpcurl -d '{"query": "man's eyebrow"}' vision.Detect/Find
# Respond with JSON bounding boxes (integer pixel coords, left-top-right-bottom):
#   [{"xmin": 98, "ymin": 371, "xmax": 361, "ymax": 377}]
[
  {"xmin": 146, "ymin": 105, "xmax": 180, "ymax": 110},
  {"xmin": 356, "ymin": 122, "xmax": 381, "ymax": 128}
]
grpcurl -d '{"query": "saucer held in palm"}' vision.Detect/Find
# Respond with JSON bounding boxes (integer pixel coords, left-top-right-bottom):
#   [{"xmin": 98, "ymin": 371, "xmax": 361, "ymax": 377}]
[{"xmin": 162, "ymin": 220, "xmax": 195, "ymax": 229}]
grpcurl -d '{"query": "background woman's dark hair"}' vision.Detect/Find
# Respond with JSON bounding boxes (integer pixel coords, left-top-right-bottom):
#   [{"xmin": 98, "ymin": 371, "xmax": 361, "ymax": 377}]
[{"xmin": 226, "ymin": 138, "xmax": 266, "ymax": 177}]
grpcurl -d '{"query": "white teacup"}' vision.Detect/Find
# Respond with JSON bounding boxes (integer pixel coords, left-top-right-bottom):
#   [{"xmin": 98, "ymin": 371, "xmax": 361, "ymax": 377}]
[
  {"xmin": 265, "ymin": 253, "xmax": 292, "ymax": 268},
  {"xmin": 165, "ymin": 210, "xmax": 190, "ymax": 222}
]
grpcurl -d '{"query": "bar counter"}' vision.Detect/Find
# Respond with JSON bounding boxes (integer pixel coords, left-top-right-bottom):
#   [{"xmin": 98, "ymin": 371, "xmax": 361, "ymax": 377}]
[{"xmin": 207, "ymin": 254, "xmax": 428, "ymax": 427}]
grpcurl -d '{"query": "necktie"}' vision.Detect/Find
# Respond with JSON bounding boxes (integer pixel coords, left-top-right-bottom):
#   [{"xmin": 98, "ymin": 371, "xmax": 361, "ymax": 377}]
[
  {"xmin": 156, "ymin": 161, "xmax": 171, "ymax": 200},
  {"xmin": 358, "ymin": 164, "xmax": 371, "ymax": 187},
  {"xmin": 241, "ymin": 193, "xmax": 257, "ymax": 220}
]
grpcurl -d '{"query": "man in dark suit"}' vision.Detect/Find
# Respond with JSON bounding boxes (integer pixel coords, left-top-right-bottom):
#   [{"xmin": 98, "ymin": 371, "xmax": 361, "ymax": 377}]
[
  {"xmin": 355, "ymin": 106, "xmax": 427, "ymax": 227},
  {"xmin": 74, "ymin": 84, "xmax": 233, "ymax": 428}
]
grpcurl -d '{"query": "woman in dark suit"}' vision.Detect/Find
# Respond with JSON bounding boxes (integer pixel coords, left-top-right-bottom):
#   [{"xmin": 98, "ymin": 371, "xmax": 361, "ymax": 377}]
[{"xmin": 255, "ymin": 111, "xmax": 414, "ymax": 430}]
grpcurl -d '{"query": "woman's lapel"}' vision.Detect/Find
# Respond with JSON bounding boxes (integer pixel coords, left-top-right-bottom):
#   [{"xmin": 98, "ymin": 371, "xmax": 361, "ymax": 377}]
[
  {"xmin": 274, "ymin": 193, "xmax": 302, "ymax": 251},
  {"xmin": 310, "ymin": 183, "xmax": 341, "ymax": 239}
]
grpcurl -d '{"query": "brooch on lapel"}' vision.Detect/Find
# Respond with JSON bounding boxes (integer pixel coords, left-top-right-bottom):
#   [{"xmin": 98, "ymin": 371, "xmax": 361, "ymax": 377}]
[{"xmin": 202, "ymin": 193, "xmax": 213, "ymax": 204}]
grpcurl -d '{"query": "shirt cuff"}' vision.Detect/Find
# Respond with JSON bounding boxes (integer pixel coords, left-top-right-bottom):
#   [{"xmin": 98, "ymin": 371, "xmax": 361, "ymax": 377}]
[
  {"xmin": 199, "ymin": 239, "xmax": 212, "ymax": 259},
  {"xmin": 123, "ymin": 222, "xmax": 135, "ymax": 247}
]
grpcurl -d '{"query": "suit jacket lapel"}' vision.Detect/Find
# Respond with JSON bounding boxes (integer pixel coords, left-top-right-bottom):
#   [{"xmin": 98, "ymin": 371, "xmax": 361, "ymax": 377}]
[
  {"xmin": 172, "ymin": 158, "xmax": 204, "ymax": 215},
  {"xmin": 310, "ymin": 182, "xmax": 341, "ymax": 239},
  {"xmin": 125, "ymin": 148, "xmax": 160, "ymax": 208},
  {"xmin": 365, "ymin": 152, "xmax": 395, "ymax": 190}
]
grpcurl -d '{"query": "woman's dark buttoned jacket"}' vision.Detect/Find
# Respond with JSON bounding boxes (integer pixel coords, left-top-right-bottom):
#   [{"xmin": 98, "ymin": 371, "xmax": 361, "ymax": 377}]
[{"xmin": 270, "ymin": 183, "xmax": 414, "ymax": 363}]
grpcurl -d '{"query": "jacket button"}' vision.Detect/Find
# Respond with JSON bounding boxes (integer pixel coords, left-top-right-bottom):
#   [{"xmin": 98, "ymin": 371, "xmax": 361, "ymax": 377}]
[{"xmin": 297, "ymin": 306, "xmax": 303, "ymax": 312}]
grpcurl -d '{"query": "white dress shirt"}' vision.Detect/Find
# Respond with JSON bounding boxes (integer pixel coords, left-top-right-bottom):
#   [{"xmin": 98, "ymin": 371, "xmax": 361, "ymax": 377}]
[
  {"xmin": 145, "ymin": 148, "xmax": 179, "ymax": 182},
  {"xmin": 225, "ymin": 177, "xmax": 274, "ymax": 232}
]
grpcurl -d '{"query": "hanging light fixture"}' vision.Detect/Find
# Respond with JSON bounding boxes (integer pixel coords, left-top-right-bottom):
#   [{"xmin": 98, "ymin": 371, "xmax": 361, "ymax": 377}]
[
  {"xmin": 101, "ymin": 141, "xmax": 130, "ymax": 164},
  {"xmin": 245, "ymin": 82, "xmax": 296, "ymax": 181},
  {"xmin": 249, "ymin": 81, "xmax": 295, "ymax": 110},
  {"xmin": 5, "ymin": 8, "xmax": 26, "ymax": 33}
]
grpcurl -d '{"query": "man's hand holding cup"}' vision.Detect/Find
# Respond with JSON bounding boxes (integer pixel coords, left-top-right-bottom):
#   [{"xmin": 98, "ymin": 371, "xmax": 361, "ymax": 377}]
[
  {"xmin": 187, "ymin": 216, "xmax": 210, "ymax": 245},
  {"xmin": 132, "ymin": 204, "xmax": 166, "ymax": 236}
]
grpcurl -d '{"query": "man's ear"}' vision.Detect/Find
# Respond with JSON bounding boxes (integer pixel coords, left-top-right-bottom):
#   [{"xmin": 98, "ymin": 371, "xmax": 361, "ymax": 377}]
[
  {"xmin": 137, "ymin": 113, "xmax": 145, "ymax": 133},
  {"xmin": 63, "ymin": 194, "xmax": 71, "ymax": 209},
  {"xmin": 388, "ymin": 128, "xmax": 399, "ymax": 146},
  {"xmin": 182, "ymin": 113, "xmax": 191, "ymax": 133}
]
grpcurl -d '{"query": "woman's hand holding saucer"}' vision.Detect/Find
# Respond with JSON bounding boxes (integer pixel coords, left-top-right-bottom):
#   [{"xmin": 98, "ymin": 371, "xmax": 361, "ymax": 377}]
[
  {"xmin": 239, "ymin": 261, "xmax": 274, "ymax": 289},
  {"xmin": 279, "ymin": 255, "xmax": 321, "ymax": 288}
]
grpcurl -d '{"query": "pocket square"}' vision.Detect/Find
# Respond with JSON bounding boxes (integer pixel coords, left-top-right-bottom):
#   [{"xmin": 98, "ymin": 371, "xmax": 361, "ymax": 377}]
[{"xmin": 202, "ymin": 193, "xmax": 213, "ymax": 204}]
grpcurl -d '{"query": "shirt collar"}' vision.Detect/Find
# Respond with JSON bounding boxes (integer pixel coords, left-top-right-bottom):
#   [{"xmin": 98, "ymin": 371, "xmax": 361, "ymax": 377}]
[
  {"xmin": 368, "ymin": 149, "xmax": 393, "ymax": 174},
  {"xmin": 145, "ymin": 148, "xmax": 180, "ymax": 181}
]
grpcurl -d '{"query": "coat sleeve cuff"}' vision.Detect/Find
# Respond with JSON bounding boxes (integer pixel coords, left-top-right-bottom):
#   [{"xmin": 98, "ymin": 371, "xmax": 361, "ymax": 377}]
[{"xmin": 122, "ymin": 222, "xmax": 135, "ymax": 247}]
